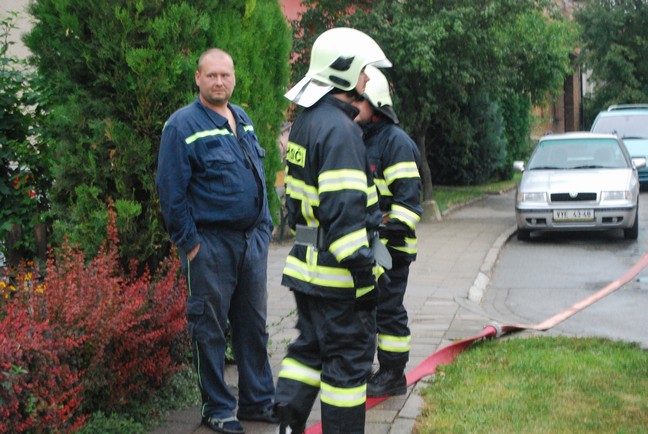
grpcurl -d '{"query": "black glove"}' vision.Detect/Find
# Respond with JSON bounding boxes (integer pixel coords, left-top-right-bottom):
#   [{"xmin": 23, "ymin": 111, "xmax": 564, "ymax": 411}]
[
  {"xmin": 352, "ymin": 266, "xmax": 378, "ymax": 311},
  {"xmin": 341, "ymin": 246, "xmax": 378, "ymax": 311},
  {"xmin": 379, "ymin": 221, "xmax": 409, "ymax": 247}
]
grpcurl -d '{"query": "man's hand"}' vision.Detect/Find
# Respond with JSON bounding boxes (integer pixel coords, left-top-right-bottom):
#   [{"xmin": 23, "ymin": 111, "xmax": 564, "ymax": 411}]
[{"xmin": 188, "ymin": 243, "xmax": 201, "ymax": 261}]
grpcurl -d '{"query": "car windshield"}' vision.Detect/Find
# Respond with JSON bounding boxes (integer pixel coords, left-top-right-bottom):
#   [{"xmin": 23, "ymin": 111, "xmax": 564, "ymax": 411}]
[
  {"xmin": 527, "ymin": 138, "xmax": 629, "ymax": 170},
  {"xmin": 591, "ymin": 114, "xmax": 648, "ymax": 139}
]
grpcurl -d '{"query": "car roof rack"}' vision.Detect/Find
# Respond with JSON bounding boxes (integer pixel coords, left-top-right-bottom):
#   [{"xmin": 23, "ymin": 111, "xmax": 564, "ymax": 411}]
[{"xmin": 607, "ymin": 104, "xmax": 648, "ymax": 111}]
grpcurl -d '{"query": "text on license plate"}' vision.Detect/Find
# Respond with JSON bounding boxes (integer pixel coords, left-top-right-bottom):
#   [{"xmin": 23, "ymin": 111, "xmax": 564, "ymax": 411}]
[{"xmin": 553, "ymin": 209, "xmax": 594, "ymax": 221}]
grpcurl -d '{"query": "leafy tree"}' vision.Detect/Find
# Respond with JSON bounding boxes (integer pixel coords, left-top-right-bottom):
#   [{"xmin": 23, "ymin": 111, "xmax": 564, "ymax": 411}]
[
  {"xmin": 23, "ymin": 0, "xmax": 291, "ymax": 272},
  {"xmin": 499, "ymin": 92, "xmax": 533, "ymax": 179},
  {"xmin": 574, "ymin": 0, "xmax": 648, "ymax": 126},
  {"xmin": 290, "ymin": 0, "xmax": 576, "ymax": 194},
  {"xmin": 288, "ymin": 0, "xmax": 373, "ymax": 83},
  {"xmin": 492, "ymin": 2, "xmax": 576, "ymax": 175},
  {"xmin": 495, "ymin": 2, "xmax": 577, "ymax": 101},
  {"xmin": 364, "ymin": 0, "xmax": 575, "ymax": 186}
]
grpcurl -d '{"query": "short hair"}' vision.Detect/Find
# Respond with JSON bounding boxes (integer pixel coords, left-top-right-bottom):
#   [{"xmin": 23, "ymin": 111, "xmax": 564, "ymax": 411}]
[{"xmin": 197, "ymin": 48, "xmax": 234, "ymax": 71}]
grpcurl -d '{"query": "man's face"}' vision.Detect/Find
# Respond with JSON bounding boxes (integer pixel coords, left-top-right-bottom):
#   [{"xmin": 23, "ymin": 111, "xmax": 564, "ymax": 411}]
[
  {"xmin": 355, "ymin": 69, "xmax": 369, "ymax": 95},
  {"xmin": 195, "ymin": 53, "xmax": 236, "ymax": 107},
  {"xmin": 352, "ymin": 68, "xmax": 373, "ymax": 123},
  {"xmin": 353, "ymin": 98, "xmax": 374, "ymax": 124}
]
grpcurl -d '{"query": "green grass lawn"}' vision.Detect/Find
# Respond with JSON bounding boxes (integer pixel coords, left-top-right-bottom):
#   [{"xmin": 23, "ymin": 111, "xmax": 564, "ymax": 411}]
[
  {"xmin": 433, "ymin": 173, "xmax": 520, "ymax": 213},
  {"xmin": 422, "ymin": 175, "xmax": 647, "ymax": 433},
  {"xmin": 416, "ymin": 336, "xmax": 648, "ymax": 433}
]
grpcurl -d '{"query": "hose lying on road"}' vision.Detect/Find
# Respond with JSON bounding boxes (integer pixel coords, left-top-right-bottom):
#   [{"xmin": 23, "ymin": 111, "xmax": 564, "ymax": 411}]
[{"xmin": 304, "ymin": 250, "xmax": 648, "ymax": 434}]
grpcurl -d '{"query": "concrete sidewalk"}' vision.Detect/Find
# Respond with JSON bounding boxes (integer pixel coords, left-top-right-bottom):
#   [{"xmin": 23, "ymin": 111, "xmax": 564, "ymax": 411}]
[{"xmin": 152, "ymin": 190, "xmax": 518, "ymax": 434}]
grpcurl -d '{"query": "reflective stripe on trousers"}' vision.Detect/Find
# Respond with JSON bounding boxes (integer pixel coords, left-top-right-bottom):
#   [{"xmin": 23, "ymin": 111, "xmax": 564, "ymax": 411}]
[
  {"xmin": 376, "ymin": 261, "xmax": 412, "ymax": 367},
  {"xmin": 275, "ymin": 291, "xmax": 376, "ymax": 433}
]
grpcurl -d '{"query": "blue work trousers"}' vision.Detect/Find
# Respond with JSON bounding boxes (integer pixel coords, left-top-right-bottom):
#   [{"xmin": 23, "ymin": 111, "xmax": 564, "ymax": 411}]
[{"xmin": 181, "ymin": 225, "xmax": 275, "ymax": 420}]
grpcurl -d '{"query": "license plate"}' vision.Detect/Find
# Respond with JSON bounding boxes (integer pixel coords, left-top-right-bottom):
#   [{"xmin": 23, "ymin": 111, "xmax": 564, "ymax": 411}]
[{"xmin": 553, "ymin": 209, "xmax": 594, "ymax": 222}]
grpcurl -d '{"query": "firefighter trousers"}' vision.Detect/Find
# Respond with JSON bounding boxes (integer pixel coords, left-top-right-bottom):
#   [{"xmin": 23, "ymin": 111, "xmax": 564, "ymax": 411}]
[
  {"xmin": 376, "ymin": 261, "xmax": 411, "ymax": 368},
  {"xmin": 275, "ymin": 290, "xmax": 376, "ymax": 433}
]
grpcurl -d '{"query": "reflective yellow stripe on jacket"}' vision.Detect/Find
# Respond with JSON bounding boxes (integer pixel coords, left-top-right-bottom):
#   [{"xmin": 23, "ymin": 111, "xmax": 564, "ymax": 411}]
[
  {"xmin": 185, "ymin": 127, "xmax": 231, "ymax": 144},
  {"xmin": 318, "ymin": 169, "xmax": 367, "ymax": 193},
  {"xmin": 283, "ymin": 254, "xmax": 355, "ymax": 289},
  {"xmin": 283, "ymin": 255, "xmax": 382, "ymax": 299},
  {"xmin": 390, "ymin": 204, "xmax": 421, "ymax": 230},
  {"xmin": 374, "ymin": 178, "xmax": 391, "ymax": 197},
  {"xmin": 284, "ymin": 171, "xmax": 320, "ymax": 226},
  {"xmin": 384, "ymin": 161, "xmax": 419, "ymax": 184},
  {"xmin": 328, "ymin": 228, "xmax": 369, "ymax": 264},
  {"xmin": 391, "ymin": 237, "xmax": 417, "ymax": 255}
]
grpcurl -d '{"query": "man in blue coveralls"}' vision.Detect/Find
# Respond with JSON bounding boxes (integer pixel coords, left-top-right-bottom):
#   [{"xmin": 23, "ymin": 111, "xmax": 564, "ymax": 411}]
[{"xmin": 156, "ymin": 48, "xmax": 277, "ymax": 434}]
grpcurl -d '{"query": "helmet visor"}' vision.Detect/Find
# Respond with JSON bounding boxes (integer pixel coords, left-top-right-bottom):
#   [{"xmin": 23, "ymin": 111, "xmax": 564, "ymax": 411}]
[
  {"xmin": 285, "ymin": 76, "xmax": 333, "ymax": 108},
  {"xmin": 369, "ymin": 58, "xmax": 392, "ymax": 68}
]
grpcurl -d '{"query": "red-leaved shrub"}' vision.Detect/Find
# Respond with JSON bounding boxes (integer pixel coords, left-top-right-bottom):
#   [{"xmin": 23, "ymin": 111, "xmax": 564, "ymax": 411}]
[
  {"xmin": 0, "ymin": 292, "xmax": 86, "ymax": 433},
  {"xmin": 0, "ymin": 205, "xmax": 189, "ymax": 431}
]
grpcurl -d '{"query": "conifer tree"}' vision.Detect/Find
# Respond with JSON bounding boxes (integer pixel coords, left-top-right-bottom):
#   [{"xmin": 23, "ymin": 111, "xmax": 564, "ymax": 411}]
[{"xmin": 24, "ymin": 0, "xmax": 291, "ymax": 271}]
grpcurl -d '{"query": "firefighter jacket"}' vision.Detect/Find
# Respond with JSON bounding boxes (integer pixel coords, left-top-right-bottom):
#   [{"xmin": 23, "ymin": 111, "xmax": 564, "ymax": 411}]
[
  {"xmin": 362, "ymin": 118, "xmax": 422, "ymax": 263},
  {"xmin": 282, "ymin": 95, "xmax": 383, "ymax": 300},
  {"xmin": 156, "ymin": 98, "xmax": 272, "ymax": 255}
]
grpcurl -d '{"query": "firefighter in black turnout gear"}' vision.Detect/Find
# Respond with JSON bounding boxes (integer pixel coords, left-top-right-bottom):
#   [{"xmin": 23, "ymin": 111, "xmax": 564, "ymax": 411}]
[
  {"xmin": 353, "ymin": 65, "xmax": 423, "ymax": 398},
  {"xmin": 274, "ymin": 28, "xmax": 392, "ymax": 434}
]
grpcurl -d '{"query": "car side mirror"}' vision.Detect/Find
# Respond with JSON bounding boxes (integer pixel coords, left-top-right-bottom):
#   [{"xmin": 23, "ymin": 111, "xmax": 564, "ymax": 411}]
[
  {"xmin": 513, "ymin": 161, "xmax": 525, "ymax": 172},
  {"xmin": 632, "ymin": 157, "xmax": 647, "ymax": 169}
]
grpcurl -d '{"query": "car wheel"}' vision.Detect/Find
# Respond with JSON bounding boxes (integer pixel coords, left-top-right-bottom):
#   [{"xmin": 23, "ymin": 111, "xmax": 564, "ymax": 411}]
[
  {"xmin": 517, "ymin": 228, "xmax": 531, "ymax": 241},
  {"xmin": 624, "ymin": 207, "xmax": 639, "ymax": 240}
]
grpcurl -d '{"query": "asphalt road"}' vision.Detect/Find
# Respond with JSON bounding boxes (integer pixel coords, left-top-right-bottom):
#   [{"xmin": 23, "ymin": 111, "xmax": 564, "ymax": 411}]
[{"xmin": 482, "ymin": 191, "xmax": 648, "ymax": 349}]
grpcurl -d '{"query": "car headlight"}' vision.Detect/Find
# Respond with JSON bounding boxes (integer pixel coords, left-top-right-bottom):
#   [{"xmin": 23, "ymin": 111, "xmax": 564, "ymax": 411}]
[
  {"xmin": 601, "ymin": 191, "xmax": 633, "ymax": 202},
  {"xmin": 517, "ymin": 192, "xmax": 548, "ymax": 203}
]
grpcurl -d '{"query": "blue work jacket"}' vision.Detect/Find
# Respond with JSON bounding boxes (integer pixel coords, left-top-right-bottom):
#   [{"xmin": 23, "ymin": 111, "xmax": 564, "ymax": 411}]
[{"xmin": 156, "ymin": 98, "xmax": 272, "ymax": 254}]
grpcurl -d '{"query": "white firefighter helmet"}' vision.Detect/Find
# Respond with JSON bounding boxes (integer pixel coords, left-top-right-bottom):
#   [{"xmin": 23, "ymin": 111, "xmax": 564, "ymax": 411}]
[
  {"xmin": 285, "ymin": 27, "xmax": 392, "ymax": 107},
  {"xmin": 363, "ymin": 65, "xmax": 399, "ymax": 123}
]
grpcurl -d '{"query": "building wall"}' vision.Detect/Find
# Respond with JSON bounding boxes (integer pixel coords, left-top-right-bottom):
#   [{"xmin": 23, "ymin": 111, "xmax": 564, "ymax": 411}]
[
  {"xmin": 279, "ymin": 0, "xmax": 305, "ymax": 21},
  {"xmin": 531, "ymin": 0, "xmax": 583, "ymax": 136},
  {"xmin": 1, "ymin": 0, "xmax": 31, "ymax": 59}
]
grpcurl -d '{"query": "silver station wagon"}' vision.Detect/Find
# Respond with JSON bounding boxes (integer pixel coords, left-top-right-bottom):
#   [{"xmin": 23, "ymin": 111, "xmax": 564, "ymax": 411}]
[{"xmin": 514, "ymin": 132, "xmax": 646, "ymax": 241}]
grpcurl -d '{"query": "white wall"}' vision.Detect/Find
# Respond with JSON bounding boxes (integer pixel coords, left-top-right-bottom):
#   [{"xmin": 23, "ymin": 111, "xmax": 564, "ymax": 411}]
[{"xmin": 1, "ymin": 0, "xmax": 32, "ymax": 59}]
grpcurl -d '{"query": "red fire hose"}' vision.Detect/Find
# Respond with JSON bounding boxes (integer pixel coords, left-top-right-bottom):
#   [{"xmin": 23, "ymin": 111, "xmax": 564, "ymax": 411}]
[{"xmin": 304, "ymin": 251, "xmax": 648, "ymax": 434}]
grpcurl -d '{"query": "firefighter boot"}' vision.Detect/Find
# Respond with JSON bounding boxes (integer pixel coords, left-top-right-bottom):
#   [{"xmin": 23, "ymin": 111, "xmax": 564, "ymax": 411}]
[
  {"xmin": 275, "ymin": 403, "xmax": 305, "ymax": 434},
  {"xmin": 278, "ymin": 425, "xmax": 304, "ymax": 434},
  {"xmin": 366, "ymin": 365, "xmax": 407, "ymax": 397}
]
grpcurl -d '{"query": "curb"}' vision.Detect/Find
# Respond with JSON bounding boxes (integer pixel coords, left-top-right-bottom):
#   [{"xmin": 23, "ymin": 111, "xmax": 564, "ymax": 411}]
[
  {"xmin": 467, "ymin": 224, "xmax": 517, "ymax": 303},
  {"xmin": 393, "ymin": 199, "xmax": 517, "ymax": 433},
  {"xmin": 438, "ymin": 188, "xmax": 518, "ymax": 305}
]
